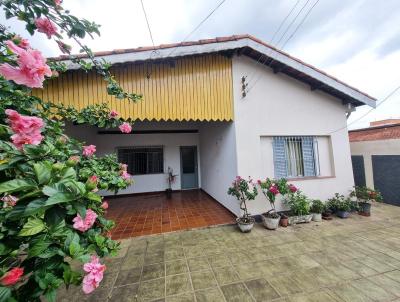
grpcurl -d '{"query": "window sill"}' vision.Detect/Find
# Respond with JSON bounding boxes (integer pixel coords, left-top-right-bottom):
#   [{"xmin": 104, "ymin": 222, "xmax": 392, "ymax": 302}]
[{"xmin": 286, "ymin": 176, "xmax": 335, "ymax": 181}]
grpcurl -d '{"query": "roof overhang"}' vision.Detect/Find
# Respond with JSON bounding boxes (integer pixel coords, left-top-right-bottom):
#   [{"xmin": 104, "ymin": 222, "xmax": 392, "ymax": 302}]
[{"xmin": 55, "ymin": 36, "xmax": 376, "ymax": 108}]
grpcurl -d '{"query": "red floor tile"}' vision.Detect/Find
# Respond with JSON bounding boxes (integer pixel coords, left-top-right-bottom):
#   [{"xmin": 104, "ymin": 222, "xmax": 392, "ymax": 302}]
[{"xmin": 105, "ymin": 189, "xmax": 235, "ymax": 239}]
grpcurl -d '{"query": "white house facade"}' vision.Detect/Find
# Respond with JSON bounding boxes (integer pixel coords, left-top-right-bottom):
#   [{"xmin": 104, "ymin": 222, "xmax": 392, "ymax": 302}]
[{"xmin": 39, "ymin": 35, "xmax": 376, "ymax": 217}]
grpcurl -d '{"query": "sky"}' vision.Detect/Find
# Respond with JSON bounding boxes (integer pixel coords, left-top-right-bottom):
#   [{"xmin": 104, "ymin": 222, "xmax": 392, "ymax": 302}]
[{"xmin": 1, "ymin": 0, "xmax": 400, "ymax": 130}]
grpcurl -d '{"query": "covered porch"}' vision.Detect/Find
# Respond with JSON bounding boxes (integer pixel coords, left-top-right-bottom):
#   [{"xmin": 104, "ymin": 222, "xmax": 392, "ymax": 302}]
[{"xmin": 105, "ymin": 189, "xmax": 235, "ymax": 239}]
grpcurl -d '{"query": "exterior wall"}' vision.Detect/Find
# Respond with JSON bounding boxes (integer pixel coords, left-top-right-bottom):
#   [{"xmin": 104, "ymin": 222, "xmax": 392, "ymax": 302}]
[
  {"xmin": 199, "ymin": 122, "xmax": 240, "ymax": 215},
  {"xmin": 350, "ymin": 139, "xmax": 400, "ymax": 188},
  {"xmin": 66, "ymin": 121, "xmax": 201, "ymax": 195},
  {"xmin": 232, "ymin": 55, "xmax": 355, "ymax": 215}
]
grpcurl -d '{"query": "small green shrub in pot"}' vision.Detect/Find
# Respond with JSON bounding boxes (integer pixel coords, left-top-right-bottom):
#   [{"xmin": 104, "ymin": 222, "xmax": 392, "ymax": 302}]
[
  {"xmin": 310, "ymin": 199, "xmax": 325, "ymax": 222},
  {"xmin": 350, "ymin": 186, "xmax": 382, "ymax": 216},
  {"xmin": 284, "ymin": 191, "xmax": 312, "ymax": 224},
  {"xmin": 328, "ymin": 193, "xmax": 352, "ymax": 218}
]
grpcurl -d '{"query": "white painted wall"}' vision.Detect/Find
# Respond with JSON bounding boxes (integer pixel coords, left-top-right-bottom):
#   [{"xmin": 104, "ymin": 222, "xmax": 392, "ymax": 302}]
[
  {"xmin": 199, "ymin": 122, "xmax": 240, "ymax": 215},
  {"xmin": 350, "ymin": 139, "xmax": 400, "ymax": 188},
  {"xmin": 232, "ymin": 55, "xmax": 355, "ymax": 215},
  {"xmin": 66, "ymin": 121, "xmax": 201, "ymax": 195}
]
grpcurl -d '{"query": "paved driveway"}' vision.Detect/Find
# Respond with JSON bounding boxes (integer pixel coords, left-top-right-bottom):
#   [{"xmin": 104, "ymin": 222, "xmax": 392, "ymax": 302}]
[{"xmin": 58, "ymin": 202, "xmax": 400, "ymax": 301}]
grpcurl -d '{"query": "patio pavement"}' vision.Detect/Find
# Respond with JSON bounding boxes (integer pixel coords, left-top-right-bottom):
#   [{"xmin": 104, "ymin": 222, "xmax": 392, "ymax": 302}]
[{"xmin": 58, "ymin": 202, "xmax": 400, "ymax": 302}]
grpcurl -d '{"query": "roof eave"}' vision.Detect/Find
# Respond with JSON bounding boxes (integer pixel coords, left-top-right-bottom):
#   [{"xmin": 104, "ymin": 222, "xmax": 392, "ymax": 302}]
[{"xmin": 57, "ymin": 37, "xmax": 376, "ymax": 108}]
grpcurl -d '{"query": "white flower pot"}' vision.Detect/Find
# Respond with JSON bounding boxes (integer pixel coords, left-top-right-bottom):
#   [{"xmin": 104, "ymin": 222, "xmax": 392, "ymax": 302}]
[
  {"xmin": 289, "ymin": 214, "xmax": 313, "ymax": 225},
  {"xmin": 236, "ymin": 218, "xmax": 254, "ymax": 233},
  {"xmin": 261, "ymin": 215, "xmax": 280, "ymax": 230},
  {"xmin": 312, "ymin": 213, "xmax": 322, "ymax": 222}
]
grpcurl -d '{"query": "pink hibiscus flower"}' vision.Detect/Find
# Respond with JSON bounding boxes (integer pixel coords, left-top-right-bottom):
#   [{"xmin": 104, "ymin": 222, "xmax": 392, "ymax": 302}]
[
  {"xmin": 288, "ymin": 184, "xmax": 297, "ymax": 193},
  {"xmin": 1, "ymin": 195, "xmax": 18, "ymax": 207},
  {"xmin": 101, "ymin": 201, "xmax": 109, "ymax": 210},
  {"xmin": 82, "ymin": 255, "xmax": 106, "ymax": 294},
  {"xmin": 5, "ymin": 109, "xmax": 44, "ymax": 149},
  {"xmin": 120, "ymin": 170, "xmax": 131, "ymax": 180},
  {"xmin": 119, "ymin": 122, "xmax": 132, "ymax": 133},
  {"xmin": 269, "ymin": 185, "xmax": 280, "ymax": 195},
  {"xmin": 0, "ymin": 41, "xmax": 52, "ymax": 88},
  {"xmin": 82, "ymin": 145, "xmax": 96, "ymax": 157},
  {"xmin": 34, "ymin": 18, "xmax": 58, "ymax": 39},
  {"xmin": 72, "ymin": 209, "xmax": 97, "ymax": 232},
  {"xmin": 109, "ymin": 110, "xmax": 118, "ymax": 118}
]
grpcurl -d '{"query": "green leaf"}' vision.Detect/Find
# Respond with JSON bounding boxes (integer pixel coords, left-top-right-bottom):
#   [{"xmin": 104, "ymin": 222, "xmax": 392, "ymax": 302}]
[
  {"xmin": 0, "ymin": 287, "xmax": 11, "ymax": 302},
  {"xmin": 45, "ymin": 192, "xmax": 76, "ymax": 206},
  {"xmin": 69, "ymin": 241, "xmax": 80, "ymax": 257},
  {"xmin": 34, "ymin": 162, "xmax": 52, "ymax": 185},
  {"xmin": 44, "ymin": 289, "xmax": 56, "ymax": 302},
  {"xmin": 45, "ymin": 206, "xmax": 66, "ymax": 227},
  {"xmin": 24, "ymin": 198, "xmax": 47, "ymax": 216},
  {"xmin": 72, "ymin": 202, "xmax": 86, "ymax": 218},
  {"xmin": 0, "ymin": 179, "xmax": 36, "ymax": 193},
  {"xmin": 29, "ymin": 238, "xmax": 51, "ymax": 258},
  {"xmin": 86, "ymin": 191, "xmax": 101, "ymax": 202},
  {"xmin": 61, "ymin": 167, "xmax": 76, "ymax": 180},
  {"xmin": 18, "ymin": 218, "xmax": 45, "ymax": 236}
]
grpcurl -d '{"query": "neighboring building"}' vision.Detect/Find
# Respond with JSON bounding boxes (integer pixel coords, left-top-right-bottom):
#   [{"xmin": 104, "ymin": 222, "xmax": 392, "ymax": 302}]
[
  {"xmin": 349, "ymin": 119, "xmax": 400, "ymax": 206},
  {"xmin": 34, "ymin": 35, "xmax": 376, "ymax": 216}
]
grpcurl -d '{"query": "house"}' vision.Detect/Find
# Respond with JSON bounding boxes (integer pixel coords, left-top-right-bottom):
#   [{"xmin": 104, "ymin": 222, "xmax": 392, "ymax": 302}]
[
  {"xmin": 34, "ymin": 34, "xmax": 376, "ymax": 216},
  {"xmin": 349, "ymin": 119, "xmax": 400, "ymax": 206}
]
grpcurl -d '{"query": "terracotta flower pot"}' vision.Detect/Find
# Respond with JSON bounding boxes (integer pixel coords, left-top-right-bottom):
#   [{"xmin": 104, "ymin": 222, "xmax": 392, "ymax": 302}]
[{"xmin": 280, "ymin": 216, "xmax": 288, "ymax": 227}]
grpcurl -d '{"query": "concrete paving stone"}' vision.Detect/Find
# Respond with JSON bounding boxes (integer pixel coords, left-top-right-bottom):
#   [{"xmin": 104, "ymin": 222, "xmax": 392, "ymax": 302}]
[
  {"xmin": 142, "ymin": 263, "xmax": 165, "ymax": 281},
  {"xmin": 328, "ymin": 283, "xmax": 373, "ymax": 302},
  {"xmin": 207, "ymin": 254, "xmax": 232, "ymax": 268},
  {"xmin": 267, "ymin": 275, "xmax": 303, "ymax": 296},
  {"xmin": 341, "ymin": 259, "xmax": 380, "ymax": 277},
  {"xmin": 190, "ymin": 270, "xmax": 218, "ymax": 290},
  {"xmin": 166, "ymin": 259, "xmax": 188, "ymax": 276},
  {"xmin": 138, "ymin": 278, "xmax": 165, "ymax": 301},
  {"xmin": 187, "ymin": 257, "xmax": 210, "ymax": 272},
  {"xmin": 213, "ymin": 265, "xmax": 241, "ymax": 285},
  {"xmin": 368, "ymin": 273, "xmax": 400, "ymax": 296},
  {"xmin": 244, "ymin": 278, "xmax": 280, "ymax": 301},
  {"xmin": 351, "ymin": 278, "xmax": 396, "ymax": 301},
  {"xmin": 109, "ymin": 283, "xmax": 139, "ymax": 302},
  {"xmin": 165, "ymin": 273, "xmax": 192, "ymax": 296},
  {"xmin": 195, "ymin": 288, "xmax": 225, "ymax": 302},
  {"xmin": 220, "ymin": 282, "xmax": 254, "ymax": 302},
  {"xmin": 114, "ymin": 268, "xmax": 142, "ymax": 287},
  {"xmin": 165, "ymin": 292, "xmax": 195, "ymax": 302}
]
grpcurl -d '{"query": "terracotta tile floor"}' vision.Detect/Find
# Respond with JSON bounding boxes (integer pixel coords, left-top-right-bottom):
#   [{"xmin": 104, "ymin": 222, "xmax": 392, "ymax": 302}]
[{"xmin": 105, "ymin": 189, "xmax": 235, "ymax": 239}]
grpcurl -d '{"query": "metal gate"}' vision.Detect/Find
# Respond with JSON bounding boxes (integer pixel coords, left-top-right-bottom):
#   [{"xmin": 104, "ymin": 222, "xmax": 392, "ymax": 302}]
[
  {"xmin": 372, "ymin": 155, "xmax": 400, "ymax": 206},
  {"xmin": 351, "ymin": 155, "xmax": 366, "ymax": 187}
]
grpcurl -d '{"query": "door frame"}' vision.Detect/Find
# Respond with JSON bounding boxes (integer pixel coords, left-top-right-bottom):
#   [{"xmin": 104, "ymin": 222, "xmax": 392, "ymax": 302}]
[{"xmin": 180, "ymin": 146, "xmax": 199, "ymax": 190}]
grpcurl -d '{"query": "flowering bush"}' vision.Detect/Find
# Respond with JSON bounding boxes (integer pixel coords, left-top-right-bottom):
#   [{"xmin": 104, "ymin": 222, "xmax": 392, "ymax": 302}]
[
  {"xmin": 258, "ymin": 178, "xmax": 296, "ymax": 213},
  {"xmin": 227, "ymin": 176, "xmax": 258, "ymax": 222},
  {"xmin": 0, "ymin": 1, "xmax": 141, "ymax": 301}
]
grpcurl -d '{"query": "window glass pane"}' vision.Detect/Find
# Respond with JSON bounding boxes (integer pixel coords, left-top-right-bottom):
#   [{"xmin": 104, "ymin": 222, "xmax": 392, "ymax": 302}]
[{"xmin": 117, "ymin": 147, "xmax": 163, "ymax": 175}]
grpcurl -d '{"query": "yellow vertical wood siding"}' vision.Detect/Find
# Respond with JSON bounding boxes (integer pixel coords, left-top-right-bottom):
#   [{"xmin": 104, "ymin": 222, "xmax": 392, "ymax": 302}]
[{"xmin": 33, "ymin": 54, "xmax": 233, "ymax": 121}]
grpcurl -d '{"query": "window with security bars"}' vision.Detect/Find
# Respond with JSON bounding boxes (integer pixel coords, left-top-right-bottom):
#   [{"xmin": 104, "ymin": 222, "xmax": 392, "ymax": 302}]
[
  {"xmin": 272, "ymin": 136, "xmax": 319, "ymax": 178},
  {"xmin": 117, "ymin": 147, "xmax": 163, "ymax": 175}
]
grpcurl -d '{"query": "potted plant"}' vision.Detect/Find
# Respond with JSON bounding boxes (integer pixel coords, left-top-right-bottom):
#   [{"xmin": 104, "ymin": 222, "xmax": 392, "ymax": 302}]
[
  {"xmin": 228, "ymin": 176, "xmax": 258, "ymax": 232},
  {"xmin": 166, "ymin": 166, "xmax": 178, "ymax": 199},
  {"xmin": 258, "ymin": 178, "xmax": 294, "ymax": 230},
  {"xmin": 329, "ymin": 193, "xmax": 352, "ymax": 218},
  {"xmin": 284, "ymin": 191, "xmax": 312, "ymax": 224},
  {"xmin": 310, "ymin": 199, "xmax": 325, "ymax": 222},
  {"xmin": 350, "ymin": 186, "xmax": 382, "ymax": 216},
  {"xmin": 280, "ymin": 213, "xmax": 289, "ymax": 227}
]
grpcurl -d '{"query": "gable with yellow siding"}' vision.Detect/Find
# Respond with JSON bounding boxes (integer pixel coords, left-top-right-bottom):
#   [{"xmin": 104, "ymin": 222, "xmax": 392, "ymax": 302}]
[{"xmin": 32, "ymin": 54, "xmax": 234, "ymax": 121}]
